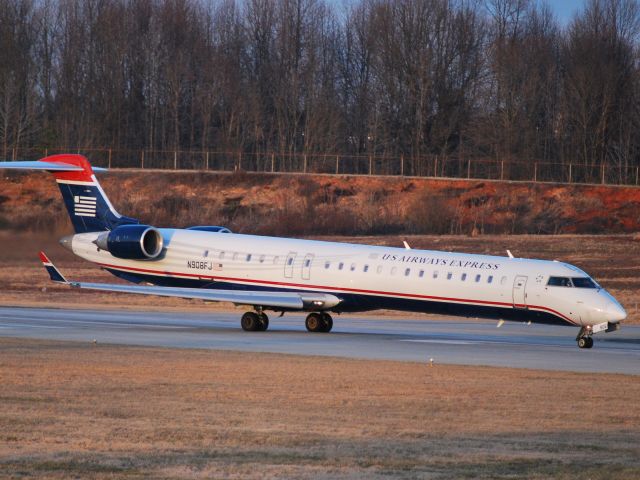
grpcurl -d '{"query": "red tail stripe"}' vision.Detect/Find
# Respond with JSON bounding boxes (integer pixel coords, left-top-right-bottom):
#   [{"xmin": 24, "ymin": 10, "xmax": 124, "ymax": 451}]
[{"xmin": 40, "ymin": 154, "xmax": 95, "ymax": 183}]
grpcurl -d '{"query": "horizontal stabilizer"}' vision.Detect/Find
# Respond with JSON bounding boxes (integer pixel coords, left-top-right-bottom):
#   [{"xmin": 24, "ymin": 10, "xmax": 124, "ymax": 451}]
[
  {"xmin": 39, "ymin": 254, "xmax": 341, "ymax": 310},
  {"xmin": 0, "ymin": 160, "xmax": 107, "ymax": 172}
]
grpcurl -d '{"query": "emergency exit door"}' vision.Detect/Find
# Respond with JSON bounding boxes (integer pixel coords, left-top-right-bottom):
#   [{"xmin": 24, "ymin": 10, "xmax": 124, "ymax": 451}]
[{"xmin": 512, "ymin": 275, "xmax": 528, "ymax": 309}]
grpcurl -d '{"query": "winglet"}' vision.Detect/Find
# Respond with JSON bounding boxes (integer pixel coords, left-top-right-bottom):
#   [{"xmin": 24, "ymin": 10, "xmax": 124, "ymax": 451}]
[{"xmin": 39, "ymin": 251, "xmax": 68, "ymax": 283}]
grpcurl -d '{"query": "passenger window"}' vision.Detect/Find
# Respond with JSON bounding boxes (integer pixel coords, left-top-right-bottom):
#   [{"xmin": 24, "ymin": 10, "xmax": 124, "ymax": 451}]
[
  {"xmin": 405, "ymin": 268, "xmax": 411, "ymax": 276},
  {"xmin": 204, "ymin": 250, "xmax": 209, "ymax": 257},
  {"xmin": 364, "ymin": 265, "xmax": 369, "ymax": 273},
  {"xmin": 419, "ymin": 270, "xmax": 424, "ymax": 278},
  {"xmin": 325, "ymin": 261, "xmax": 331, "ymax": 269},
  {"xmin": 488, "ymin": 275, "xmax": 493, "ymax": 284},
  {"xmin": 246, "ymin": 254, "xmax": 252, "ymax": 262},
  {"xmin": 500, "ymin": 276, "xmax": 507, "ymax": 285},
  {"xmin": 391, "ymin": 267, "xmax": 397, "ymax": 275},
  {"xmin": 475, "ymin": 274, "xmax": 481, "ymax": 282},
  {"xmin": 461, "ymin": 273, "xmax": 467, "ymax": 281},
  {"xmin": 447, "ymin": 272, "xmax": 453, "ymax": 280},
  {"xmin": 305, "ymin": 259, "xmax": 311, "ymax": 267},
  {"xmin": 376, "ymin": 265, "xmax": 383, "ymax": 274},
  {"xmin": 338, "ymin": 262, "xmax": 344, "ymax": 270},
  {"xmin": 287, "ymin": 257, "xmax": 294, "ymax": 266},
  {"xmin": 350, "ymin": 263, "xmax": 356, "ymax": 271},
  {"xmin": 259, "ymin": 255, "xmax": 265, "ymax": 263},
  {"xmin": 433, "ymin": 271, "xmax": 439, "ymax": 279}
]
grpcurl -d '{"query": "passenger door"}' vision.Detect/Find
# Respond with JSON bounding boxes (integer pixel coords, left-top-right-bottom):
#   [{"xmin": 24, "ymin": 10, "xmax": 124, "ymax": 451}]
[{"xmin": 512, "ymin": 275, "xmax": 528, "ymax": 309}]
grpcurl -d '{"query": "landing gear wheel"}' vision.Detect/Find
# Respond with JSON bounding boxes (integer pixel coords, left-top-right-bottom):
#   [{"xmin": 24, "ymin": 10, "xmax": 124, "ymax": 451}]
[
  {"xmin": 578, "ymin": 336, "xmax": 593, "ymax": 349},
  {"xmin": 320, "ymin": 313, "xmax": 333, "ymax": 333},
  {"xmin": 258, "ymin": 313, "xmax": 269, "ymax": 332},
  {"xmin": 241, "ymin": 312, "xmax": 260, "ymax": 332},
  {"xmin": 305, "ymin": 313, "xmax": 323, "ymax": 332}
]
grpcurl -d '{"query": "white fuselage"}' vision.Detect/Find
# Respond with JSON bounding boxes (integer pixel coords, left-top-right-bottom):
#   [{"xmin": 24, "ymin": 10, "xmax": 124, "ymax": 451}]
[{"xmin": 67, "ymin": 229, "xmax": 627, "ymax": 327}]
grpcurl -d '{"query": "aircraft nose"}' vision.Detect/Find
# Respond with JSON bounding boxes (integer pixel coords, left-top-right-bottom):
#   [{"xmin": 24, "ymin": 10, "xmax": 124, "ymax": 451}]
[
  {"xmin": 59, "ymin": 235, "xmax": 74, "ymax": 252},
  {"xmin": 606, "ymin": 301, "xmax": 627, "ymax": 323}
]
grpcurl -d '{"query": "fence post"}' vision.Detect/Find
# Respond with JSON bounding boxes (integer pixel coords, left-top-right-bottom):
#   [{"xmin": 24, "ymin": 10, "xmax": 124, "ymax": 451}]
[
  {"xmin": 173, "ymin": 151, "xmax": 177, "ymax": 169},
  {"xmin": 369, "ymin": 156, "xmax": 372, "ymax": 175},
  {"xmin": 434, "ymin": 157, "xmax": 438, "ymax": 177},
  {"xmin": 44, "ymin": 148, "xmax": 48, "ymax": 158},
  {"xmin": 568, "ymin": 163, "xmax": 572, "ymax": 183},
  {"xmin": 141, "ymin": 150, "xmax": 144, "ymax": 169},
  {"xmin": 602, "ymin": 164, "xmax": 605, "ymax": 184},
  {"xmin": 12, "ymin": 148, "xmax": 16, "ymax": 161},
  {"xmin": 205, "ymin": 151, "xmax": 209, "ymax": 170},
  {"xmin": 467, "ymin": 159, "xmax": 470, "ymax": 179},
  {"xmin": 401, "ymin": 155, "xmax": 404, "ymax": 176},
  {"xmin": 336, "ymin": 155, "xmax": 339, "ymax": 174},
  {"xmin": 534, "ymin": 162, "xmax": 537, "ymax": 182},
  {"xmin": 271, "ymin": 153, "xmax": 275, "ymax": 173},
  {"xmin": 108, "ymin": 149, "xmax": 112, "ymax": 169},
  {"xmin": 500, "ymin": 160, "xmax": 504, "ymax": 180}
]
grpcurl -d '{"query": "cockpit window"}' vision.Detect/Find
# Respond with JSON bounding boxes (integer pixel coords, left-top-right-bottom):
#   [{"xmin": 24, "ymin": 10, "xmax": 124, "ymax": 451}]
[
  {"xmin": 547, "ymin": 276, "xmax": 572, "ymax": 287},
  {"xmin": 572, "ymin": 277, "xmax": 598, "ymax": 289}
]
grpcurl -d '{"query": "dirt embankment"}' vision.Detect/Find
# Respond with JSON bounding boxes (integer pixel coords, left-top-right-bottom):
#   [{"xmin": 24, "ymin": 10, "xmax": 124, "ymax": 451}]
[{"xmin": 1, "ymin": 170, "xmax": 640, "ymax": 235}]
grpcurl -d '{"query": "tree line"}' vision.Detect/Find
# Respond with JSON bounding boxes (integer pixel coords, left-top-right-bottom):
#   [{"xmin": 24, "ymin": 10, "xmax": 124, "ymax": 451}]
[{"xmin": 1, "ymin": 0, "xmax": 640, "ymax": 178}]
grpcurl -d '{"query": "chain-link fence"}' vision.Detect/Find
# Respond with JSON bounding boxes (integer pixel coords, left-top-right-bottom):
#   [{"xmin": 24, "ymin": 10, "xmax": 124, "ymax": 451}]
[{"xmin": 2, "ymin": 146, "xmax": 639, "ymax": 186}]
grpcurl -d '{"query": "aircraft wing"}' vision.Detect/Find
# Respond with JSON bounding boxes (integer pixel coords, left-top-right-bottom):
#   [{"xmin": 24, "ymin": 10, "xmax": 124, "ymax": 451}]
[{"xmin": 39, "ymin": 252, "xmax": 341, "ymax": 310}]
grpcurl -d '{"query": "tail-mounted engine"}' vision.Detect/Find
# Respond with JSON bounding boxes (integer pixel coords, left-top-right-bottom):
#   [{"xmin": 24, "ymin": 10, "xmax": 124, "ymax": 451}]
[{"xmin": 95, "ymin": 225, "xmax": 164, "ymax": 260}]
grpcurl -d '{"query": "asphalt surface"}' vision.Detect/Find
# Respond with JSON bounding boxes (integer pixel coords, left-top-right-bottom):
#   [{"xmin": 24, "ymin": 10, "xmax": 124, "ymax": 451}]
[{"xmin": 0, "ymin": 306, "xmax": 639, "ymax": 374}]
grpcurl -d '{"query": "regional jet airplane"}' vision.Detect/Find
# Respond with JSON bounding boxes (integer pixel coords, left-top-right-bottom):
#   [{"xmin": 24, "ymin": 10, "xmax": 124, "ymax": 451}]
[{"xmin": 1, "ymin": 154, "xmax": 627, "ymax": 348}]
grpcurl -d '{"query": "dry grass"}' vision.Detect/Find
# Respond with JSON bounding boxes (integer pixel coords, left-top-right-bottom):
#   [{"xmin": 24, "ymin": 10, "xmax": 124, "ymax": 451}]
[
  {"xmin": 0, "ymin": 337, "xmax": 639, "ymax": 479},
  {"xmin": 1, "ymin": 231, "xmax": 639, "ymax": 323}
]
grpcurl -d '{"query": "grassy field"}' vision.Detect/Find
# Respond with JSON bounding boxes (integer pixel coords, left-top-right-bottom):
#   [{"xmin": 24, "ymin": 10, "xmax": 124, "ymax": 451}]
[
  {"xmin": 0, "ymin": 337, "xmax": 639, "ymax": 479},
  {"xmin": 1, "ymin": 231, "xmax": 639, "ymax": 323}
]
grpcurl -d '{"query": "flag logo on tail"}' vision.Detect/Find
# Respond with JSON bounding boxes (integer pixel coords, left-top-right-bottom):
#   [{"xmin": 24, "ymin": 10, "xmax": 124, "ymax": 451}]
[{"xmin": 74, "ymin": 195, "xmax": 97, "ymax": 217}]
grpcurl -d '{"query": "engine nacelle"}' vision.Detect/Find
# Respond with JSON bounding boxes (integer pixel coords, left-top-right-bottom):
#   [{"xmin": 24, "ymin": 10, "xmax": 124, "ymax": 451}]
[{"xmin": 95, "ymin": 225, "xmax": 164, "ymax": 260}]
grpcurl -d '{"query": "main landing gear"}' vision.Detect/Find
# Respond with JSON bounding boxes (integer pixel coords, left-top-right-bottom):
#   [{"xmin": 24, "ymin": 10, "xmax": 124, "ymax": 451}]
[
  {"xmin": 240, "ymin": 311, "xmax": 269, "ymax": 332},
  {"xmin": 305, "ymin": 312, "xmax": 333, "ymax": 333},
  {"xmin": 576, "ymin": 327, "xmax": 594, "ymax": 349},
  {"xmin": 239, "ymin": 310, "xmax": 333, "ymax": 333}
]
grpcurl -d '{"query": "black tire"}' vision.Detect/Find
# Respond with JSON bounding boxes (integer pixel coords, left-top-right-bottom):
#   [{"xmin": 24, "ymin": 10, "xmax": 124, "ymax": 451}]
[
  {"xmin": 258, "ymin": 313, "xmax": 269, "ymax": 332},
  {"xmin": 241, "ymin": 312, "xmax": 259, "ymax": 331},
  {"xmin": 585, "ymin": 337, "xmax": 594, "ymax": 349},
  {"xmin": 578, "ymin": 337, "xmax": 588, "ymax": 349},
  {"xmin": 320, "ymin": 313, "xmax": 333, "ymax": 333},
  {"xmin": 305, "ymin": 313, "xmax": 322, "ymax": 332}
]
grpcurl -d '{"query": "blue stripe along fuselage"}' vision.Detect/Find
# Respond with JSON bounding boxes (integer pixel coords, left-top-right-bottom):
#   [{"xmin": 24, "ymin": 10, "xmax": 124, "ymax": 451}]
[{"xmin": 105, "ymin": 268, "xmax": 570, "ymax": 326}]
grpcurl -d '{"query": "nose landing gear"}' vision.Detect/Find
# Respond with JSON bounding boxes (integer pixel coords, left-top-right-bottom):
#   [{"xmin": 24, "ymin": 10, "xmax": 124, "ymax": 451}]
[
  {"xmin": 576, "ymin": 327, "xmax": 594, "ymax": 349},
  {"xmin": 577, "ymin": 336, "xmax": 593, "ymax": 349}
]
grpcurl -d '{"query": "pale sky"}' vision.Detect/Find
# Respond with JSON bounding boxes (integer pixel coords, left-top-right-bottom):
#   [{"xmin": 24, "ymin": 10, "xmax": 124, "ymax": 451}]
[{"xmin": 546, "ymin": 0, "xmax": 585, "ymax": 25}]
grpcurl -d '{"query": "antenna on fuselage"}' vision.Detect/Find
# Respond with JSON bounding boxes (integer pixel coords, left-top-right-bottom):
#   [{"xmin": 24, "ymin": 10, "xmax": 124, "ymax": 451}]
[
  {"xmin": 403, "ymin": 241, "xmax": 411, "ymax": 250},
  {"xmin": 506, "ymin": 250, "xmax": 514, "ymax": 258}
]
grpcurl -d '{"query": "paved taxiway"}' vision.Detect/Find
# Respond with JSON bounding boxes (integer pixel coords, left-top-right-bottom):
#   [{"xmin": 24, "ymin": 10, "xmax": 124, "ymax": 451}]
[{"xmin": 0, "ymin": 306, "xmax": 638, "ymax": 374}]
